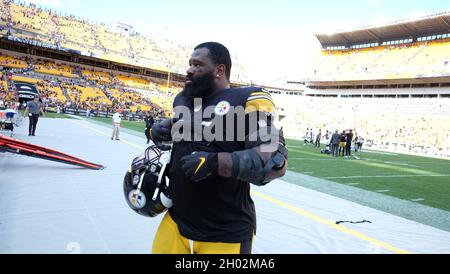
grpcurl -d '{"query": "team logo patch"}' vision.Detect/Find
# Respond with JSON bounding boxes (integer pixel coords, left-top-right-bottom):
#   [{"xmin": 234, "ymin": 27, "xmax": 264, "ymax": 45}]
[
  {"xmin": 215, "ymin": 101, "xmax": 231, "ymax": 116},
  {"xmin": 128, "ymin": 190, "xmax": 146, "ymax": 209}
]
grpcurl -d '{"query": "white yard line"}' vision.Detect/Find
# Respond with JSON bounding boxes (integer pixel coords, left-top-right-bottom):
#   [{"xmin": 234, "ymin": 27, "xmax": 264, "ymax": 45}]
[
  {"xmin": 376, "ymin": 190, "xmax": 391, "ymax": 193},
  {"xmin": 290, "ymin": 158, "xmax": 338, "ymax": 161},
  {"xmin": 325, "ymin": 174, "xmax": 450, "ymax": 179}
]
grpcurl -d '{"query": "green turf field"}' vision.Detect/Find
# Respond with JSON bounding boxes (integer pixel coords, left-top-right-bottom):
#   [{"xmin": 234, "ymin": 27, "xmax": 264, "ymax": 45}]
[
  {"xmin": 44, "ymin": 113, "xmax": 76, "ymax": 119},
  {"xmin": 88, "ymin": 116, "xmax": 146, "ymax": 133},
  {"xmin": 286, "ymin": 139, "xmax": 450, "ymax": 212}
]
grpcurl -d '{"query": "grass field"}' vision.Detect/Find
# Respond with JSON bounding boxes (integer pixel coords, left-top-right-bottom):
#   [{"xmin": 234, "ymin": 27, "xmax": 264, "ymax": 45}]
[
  {"xmin": 286, "ymin": 139, "xmax": 450, "ymax": 212},
  {"xmin": 44, "ymin": 113, "xmax": 76, "ymax": 119},
  {"xmin": 75, "ymin": 115, "xmax": 450, "ymax": 212},
  {"xmin": 88, "ymin": 116, "xmax": 146, "ymax": 133}
]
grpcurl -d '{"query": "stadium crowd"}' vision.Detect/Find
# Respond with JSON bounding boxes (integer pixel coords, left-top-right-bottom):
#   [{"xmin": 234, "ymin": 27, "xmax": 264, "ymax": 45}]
[
  {"xmin": 310, "ymin": 39, "xmax": 450, "ymax": 81},
  {"xmin": 2, "ymin": 0, "xmax": 249, "ymax": 81},
  {"xmin": 0, "ymin": 69, "xmax": 17, "ymax": 107},
  {"xmin": 0, "ymin": 52, "xmax": 177, "ymax": 120}
]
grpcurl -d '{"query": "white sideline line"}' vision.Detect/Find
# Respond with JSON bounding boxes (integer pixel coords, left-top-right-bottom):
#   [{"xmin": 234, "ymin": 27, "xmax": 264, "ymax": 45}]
[
  {"xmin": 365, "ymin": 159, "xmax": 422, "ymax": 168},
  {"xmin": 411, "ymin": 198, "xmax": 425, "ymax": 202},
  {"xmin": 325, "ymin": 174, "xmax": 450, "ymax": 179},
  {"xmin": 290, "ymin": 158, "xmax": 338, "ymax": 161},
  {"xmin": 288, "ymin": 145, "xmax": 399, "ymax": 156},
  {"xmin": 364, "ymin": 151, "xmax": 399, "ymax": 156},
  {"xmin": 376, "ymin": 190, "xmax": 391, "ymax": 193}
]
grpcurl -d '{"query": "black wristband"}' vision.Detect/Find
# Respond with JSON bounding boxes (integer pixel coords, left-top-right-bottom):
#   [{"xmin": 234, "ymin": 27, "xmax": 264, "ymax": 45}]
[{"xmin": 210, "ymin": 153, "xmax": 219, "ymax": 176}]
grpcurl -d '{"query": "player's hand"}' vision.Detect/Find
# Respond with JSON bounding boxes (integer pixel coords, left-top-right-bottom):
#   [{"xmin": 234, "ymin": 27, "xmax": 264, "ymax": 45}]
[
  {"xmin": 181, "ymin": 151, "xmax": 218, "ymax": 182},
  {"xmin": 150, "ymin": 119, "xmax": 173, "ymax": 145}
]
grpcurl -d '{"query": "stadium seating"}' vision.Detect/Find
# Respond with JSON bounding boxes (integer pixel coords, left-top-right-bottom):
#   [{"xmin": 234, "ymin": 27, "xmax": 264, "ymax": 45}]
[
  {"xmin": 0, "ymin": 77, "xmax": 17, "ymax": 108},
  {"xmin": 10, "ymin": 3, "xmax": 53, "ymax": 37},
  {"xmin": 11, "ymin": 75, "xmax": 40, "ymax": 84},
  {"xmin": 4, "ymin": 1, "xmax": 248, "ymax": 81},
  {"xmin": 0, "ymin": 80, "xmax": 7, "ymax": 92},
  {"xmin": 74, "ymin": 86, "xmax": 111, "ymax": 106},
  {"xmin": 0, "ymin": 52, "xmax": 175, "ymax": 116},
  {"xmin": 82, "ymin": 69, "xmax": 112, "ymax": 83},
  {"xmin": 34, "ymin": 60, "xmax": 78, "ymax": 78},
  {"xmin": 116, "ymin": 75, "xmax": 155, "ymax": 90},
  {"xmin": 311, "ymin": 40, "xmax": 450, "ymax": 81},
  {"xmin": 0, "ymin": 54, "xmax": 28, "ymax": 69},
  {"xmin": 37, "ymin": 81, "xmax": 67, "ymax": 105}
]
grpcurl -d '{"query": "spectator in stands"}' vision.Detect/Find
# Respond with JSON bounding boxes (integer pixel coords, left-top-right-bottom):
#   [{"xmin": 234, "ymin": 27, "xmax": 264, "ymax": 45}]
[
  {"xmin": 111, "ymin": 109, "xmax": 122, "ymax": 141},
  {"xmin": 345, "ymin": 129, "xmax": 354, "ymax": 157},
  {"xmin": 331, "ymin": 130, "xmax": 340, "ymax": 157},
  {"xmin": 24, "ymin": 95, "xmax": 44, "ymax": 136}
]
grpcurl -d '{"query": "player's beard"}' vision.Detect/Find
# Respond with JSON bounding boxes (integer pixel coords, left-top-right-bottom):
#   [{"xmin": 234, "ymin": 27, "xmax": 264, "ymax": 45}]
[{"xmin": 183, "ymin": 72, "xmax": 215, "ymax": 99}]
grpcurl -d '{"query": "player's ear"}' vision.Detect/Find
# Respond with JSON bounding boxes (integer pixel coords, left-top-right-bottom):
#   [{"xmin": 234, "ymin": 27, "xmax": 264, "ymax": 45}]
[{"xmin": 216, "ymin": 64, "xmax": 226, "ymax": 78}]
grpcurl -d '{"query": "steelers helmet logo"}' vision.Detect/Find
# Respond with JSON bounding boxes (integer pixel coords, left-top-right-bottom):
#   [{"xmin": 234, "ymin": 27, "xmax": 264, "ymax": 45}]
[
  {"xmin": 215, "ymin": 101, "xmax": 231, "ymax": 116},
  {"xmin": 128, "ymin": 190, "xmax": 147, "ymax": 209}
]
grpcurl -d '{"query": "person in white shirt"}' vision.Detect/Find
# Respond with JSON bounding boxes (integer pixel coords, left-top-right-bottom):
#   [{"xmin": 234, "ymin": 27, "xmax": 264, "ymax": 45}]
[
  {"xmin": 5, "ymin": 106, "xmax": 16, "ymax": 121},
  {"xmin": 309, "ymin": 129, "xmax": 314, "ymax": 144},
  {"xmin": 304, "ymin": 128, "xmax": 310, "ymax": 145},
  {"xmin": 111, "ymin": 110, "xmax": 122, "ymax": 141}
]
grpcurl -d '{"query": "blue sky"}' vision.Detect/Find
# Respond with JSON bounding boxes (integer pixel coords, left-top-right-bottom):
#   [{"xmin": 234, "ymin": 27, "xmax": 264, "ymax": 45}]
[{"xmin": 22, "ymin": 0, "xmax": 450, "ymax": 83}]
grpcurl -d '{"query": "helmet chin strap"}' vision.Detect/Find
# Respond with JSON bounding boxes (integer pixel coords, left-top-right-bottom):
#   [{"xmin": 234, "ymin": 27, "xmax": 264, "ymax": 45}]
[
  {"xmin": 153, "ymin": 148, "xmax": 172, "ymax": 202},
  {"xmin": 136, "ymin": 172, "xmax": 145, "ymax": 193},
  {"xmin": 160, "ymin": 153, "xmax": 173, "ymax": 207}
]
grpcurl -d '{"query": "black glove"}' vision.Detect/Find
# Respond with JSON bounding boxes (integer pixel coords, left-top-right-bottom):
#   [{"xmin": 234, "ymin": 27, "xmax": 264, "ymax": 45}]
[
  {"xmin": 150, "ymin": 119, "xmax": 173, "ymax": 145},
  {"xmin": 181, "ymin": 151, "xmax": 218, "ymax": 182}
]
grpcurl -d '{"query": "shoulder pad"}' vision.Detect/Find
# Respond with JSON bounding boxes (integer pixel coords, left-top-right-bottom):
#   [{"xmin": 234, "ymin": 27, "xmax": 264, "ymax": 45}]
[
  {"xmin": 227, "ymin": 86, "xmax": 262, "ymax": 96},
  {"xmin": 245, "ymin": 88, "xmax": 275, "ymax": 114}
]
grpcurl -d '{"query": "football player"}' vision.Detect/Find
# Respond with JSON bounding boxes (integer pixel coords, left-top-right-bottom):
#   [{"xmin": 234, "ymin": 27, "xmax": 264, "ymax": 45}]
[{"xmin": 150, "ymin": 42, "xmax": 288, "ymax": 254}]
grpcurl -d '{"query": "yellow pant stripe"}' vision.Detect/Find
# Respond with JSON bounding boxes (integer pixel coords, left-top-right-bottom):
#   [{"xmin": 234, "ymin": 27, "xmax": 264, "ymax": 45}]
[{"xmin": 152, "ymin": 213, "xmax": 245, "ymax": 254}]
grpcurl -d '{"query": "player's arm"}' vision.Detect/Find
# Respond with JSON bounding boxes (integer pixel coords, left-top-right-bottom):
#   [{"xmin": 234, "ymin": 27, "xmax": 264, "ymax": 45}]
[
  {"xmin": 181, "ymin": 90, "xmax": 288, "ymax": 185},
  {"xmin": 219, "ymin": 91, "xmax": 288, "ymax": 185}
]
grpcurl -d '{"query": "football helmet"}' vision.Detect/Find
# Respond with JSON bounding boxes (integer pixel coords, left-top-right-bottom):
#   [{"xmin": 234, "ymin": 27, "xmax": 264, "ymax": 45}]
[{"xmin": 123, "ymin": 145, "xmax": 173, "ymax": 217}]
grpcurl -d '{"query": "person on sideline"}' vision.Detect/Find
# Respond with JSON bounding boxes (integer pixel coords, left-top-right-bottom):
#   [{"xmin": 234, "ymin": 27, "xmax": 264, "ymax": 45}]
[
  {"xmin": 24, "ymin": 96, "xmax": 44, "ymax": 137},
  {"xmin": 111, "ymin": 110, "xmax": 122, "ymax": 141}
]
